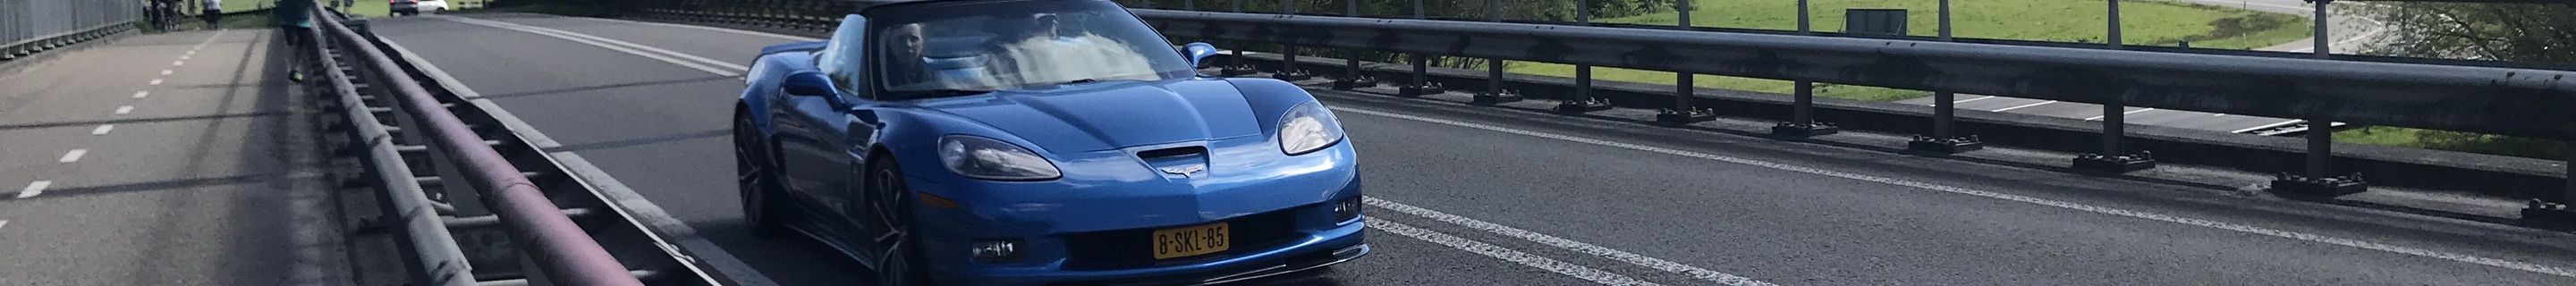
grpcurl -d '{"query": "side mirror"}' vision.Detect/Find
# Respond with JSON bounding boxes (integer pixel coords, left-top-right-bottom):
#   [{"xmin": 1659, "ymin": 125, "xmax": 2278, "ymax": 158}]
[
  {"xmin": 1182, "ymin": 42, "xmax": 1219, "ymax": 69},
  {"xmin": 783, "ymin": 72, "xmax": 836, "ymax": 97}
]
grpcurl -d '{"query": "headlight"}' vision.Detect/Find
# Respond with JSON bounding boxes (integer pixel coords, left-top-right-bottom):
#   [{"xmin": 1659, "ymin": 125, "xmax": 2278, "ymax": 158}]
[
  {"xmin": 1278, "ymin": 102, "xmax": 1346, "ymax": 156},
  {"xmin": 938, "ymin": 135, "xmax": 1063, "ymax": 181}
]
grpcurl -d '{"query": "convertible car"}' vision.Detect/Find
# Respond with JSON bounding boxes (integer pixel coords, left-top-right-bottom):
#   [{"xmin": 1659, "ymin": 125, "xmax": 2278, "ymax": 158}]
[{"xmin": 729, "ymin": 0, "xmax": 1368, "ymax": 285}]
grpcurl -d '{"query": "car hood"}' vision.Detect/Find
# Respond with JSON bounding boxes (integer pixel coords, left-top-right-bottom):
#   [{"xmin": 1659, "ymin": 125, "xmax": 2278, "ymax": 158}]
[{"xmin": 919, "ymin": 80, "xmax": 1260, "ymax": 153}]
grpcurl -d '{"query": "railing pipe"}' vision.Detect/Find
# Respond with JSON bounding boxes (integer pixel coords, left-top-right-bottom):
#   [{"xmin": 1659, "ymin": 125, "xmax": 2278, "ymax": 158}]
[{"xmin": 311, "ymin": 5, "xmax": 645, "ymax": 286}]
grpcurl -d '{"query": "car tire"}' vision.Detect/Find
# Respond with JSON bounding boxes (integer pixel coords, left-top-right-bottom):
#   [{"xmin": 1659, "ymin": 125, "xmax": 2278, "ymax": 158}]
[
  {"xmin": 868, "ymin": 155, "xmax": 932, "ymax": 286},
  {"xmin": 735, "ymin": 114, "xmax": 790, "ymax": 238}
]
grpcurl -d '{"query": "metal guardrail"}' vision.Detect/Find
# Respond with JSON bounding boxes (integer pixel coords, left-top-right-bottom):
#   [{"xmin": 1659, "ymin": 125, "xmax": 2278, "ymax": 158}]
[
  {"xmin": 301, "ymin": 5, "xmax": 729, "ymax": 286},
  {"xmin": 1, "ymin": 0, "xmax": 138, "ymax": 63},
  {"xmin": 612, "ymin": 0, "xmax": 2576, "ymax": 219},
  {"xmin": 1132, "ymin": 10, "xmax": 2576, "ymax": 141}
]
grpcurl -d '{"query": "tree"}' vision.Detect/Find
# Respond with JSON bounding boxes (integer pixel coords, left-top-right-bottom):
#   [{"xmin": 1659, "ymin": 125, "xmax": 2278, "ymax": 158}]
[
  {"xmin": 2342, "ymin": 3, "xmax": 2576, "ymax": 159},
  {"xmin": 2344, "ymin": 3, "xmax": 2576, "ymax": 63}
]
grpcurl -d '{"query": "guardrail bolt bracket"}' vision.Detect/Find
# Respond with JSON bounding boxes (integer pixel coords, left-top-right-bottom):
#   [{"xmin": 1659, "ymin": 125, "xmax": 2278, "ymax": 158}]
[
  {"xmin": 1332, "ymin": 76, "xmax": 1378, "ymax": 90},
  {"xmin": 2072, "ymin": 151, "xmax": 2157, "ymax": 173},
  {"xmin": 1555, "ymin": 97, "xmax": 1616, "ymax": 115},
  {"xmin": 1769, "ymin": 122, "xmax": 1839, "ymax": 139},
  {"xmin": 1396, "ymin": 82, "xmax": 1445, "ymax": 97},
  {"xmin": 1906, "ymin": 135, "xmax": 1984, "ymax": 155},
  {"xmin": 1471, "ymin": 89, "xmax": 1525, "ymax": 105},
  {"xmin": 2268, "ymin": 172, "xmax": 2368, "ymax": 199},
  {"xmin": 1270, "ymin": 69, "xmax": 1314, "ymax": 81},
  {"xmin": 2522, "ymin": 200, "xmax": 2576, "ymax": 229},
  {"xmin": 1654, "ymin": 107, "xmax": 1716, "ymax": 125},
  {"xmin": 1221, "ymin": 64, "xmax": 1258, "ymax": 77}
]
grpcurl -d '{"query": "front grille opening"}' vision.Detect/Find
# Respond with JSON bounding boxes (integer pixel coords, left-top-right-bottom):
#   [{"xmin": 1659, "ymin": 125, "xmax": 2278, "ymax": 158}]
[{"xmin": 1137, "ymin": 146, "xmax": 1208, "ymax": 159}]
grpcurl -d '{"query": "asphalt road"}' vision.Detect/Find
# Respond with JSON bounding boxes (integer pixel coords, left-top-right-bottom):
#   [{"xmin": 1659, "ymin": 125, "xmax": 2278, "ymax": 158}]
[
  {"xmin": 1890, "ymin": 0, "xmax": 2389, "ymax": 133},
  {"xmin": 365, "ymin": 13, "xmax": 2576, "ymax": 286},
  {"xmin": 0, "ymin": 29, "xmax": 345, "ymax": 285}
]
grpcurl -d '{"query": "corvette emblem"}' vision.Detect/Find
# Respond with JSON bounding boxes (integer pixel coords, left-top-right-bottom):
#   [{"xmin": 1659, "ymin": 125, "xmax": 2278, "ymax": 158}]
[{"xmin": 1158, "ymin": 164, "xmax": 1207, "ymax": 177}]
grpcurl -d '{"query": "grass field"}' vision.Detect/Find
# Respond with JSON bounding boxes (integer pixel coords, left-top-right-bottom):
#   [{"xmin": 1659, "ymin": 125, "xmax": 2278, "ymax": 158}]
[
  {"xmin": 2334, "ymin": 127, "xmax": 2565, "ymax": 160},
  {"xmin": 1500, "ymin": 0, "xmax": 2316, "ymax": 102}
]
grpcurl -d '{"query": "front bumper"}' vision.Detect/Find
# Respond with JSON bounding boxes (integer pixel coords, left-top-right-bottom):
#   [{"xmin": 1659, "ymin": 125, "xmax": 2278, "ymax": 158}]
[{"xmin": 899, "ymin": 140, "xmax": 1366, "ymax": 285}]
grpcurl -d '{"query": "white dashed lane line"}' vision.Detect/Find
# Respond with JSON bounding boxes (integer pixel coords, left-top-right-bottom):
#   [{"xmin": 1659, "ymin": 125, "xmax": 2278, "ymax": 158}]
[
  {"xmin": 91, "ymin": 124, "xmax": 114, "ymax": 135},
  {"xmin": 172, "ymin": 61, "xmax": 183, "ymax": 66},
  {"xmin": 114, "ymin": 105, "xmax": 132, "ymax": 115},
  {"xmin": 1369, "ymin": 197, "xmax": 1775, "ymax": 286},
  {"xmin": 1367, "ymin": 220, "xmax": 1664, "ymax": 286},
  {"xmin": 16, "ymin": 181, "xmax": 49, "ymax": 198},
  {"xmin": 132, "ymin": 91, "xmax": 148, "ymax": 98},
  {"xmin": 148, "ymin": 79, "xmax": 162, "ymax": 85},
  {"xmin": 160, "ymin": 70, "xmax": 173, "ymax": 75},
  {"xmin": 58, "ymin": 149, "xmax": 86, "ymax": 163}
]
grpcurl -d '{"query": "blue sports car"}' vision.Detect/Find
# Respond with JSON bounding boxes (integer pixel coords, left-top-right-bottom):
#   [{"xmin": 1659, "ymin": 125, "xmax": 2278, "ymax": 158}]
[{"xmin": 729, "ymin": 0, "xmax": 1368, "ymax": 284}]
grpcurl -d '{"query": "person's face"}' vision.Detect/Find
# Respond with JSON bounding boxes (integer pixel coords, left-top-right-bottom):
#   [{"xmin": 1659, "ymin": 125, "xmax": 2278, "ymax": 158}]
[{"xmin": 893, "ymin": 24, "xmax": 924, "ymax": 57}]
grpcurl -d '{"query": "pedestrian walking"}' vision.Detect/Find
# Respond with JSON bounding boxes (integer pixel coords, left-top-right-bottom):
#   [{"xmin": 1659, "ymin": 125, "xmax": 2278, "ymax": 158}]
[{"xmin": 201, "ymin": 0, "xmax": 224, "ymax": 28}]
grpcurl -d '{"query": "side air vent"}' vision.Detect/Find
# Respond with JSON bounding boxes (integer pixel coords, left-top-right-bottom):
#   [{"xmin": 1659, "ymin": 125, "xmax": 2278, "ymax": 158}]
[{"xmin": 1136, "ymin": 146, "xmax": 1208, "ymax": 159}]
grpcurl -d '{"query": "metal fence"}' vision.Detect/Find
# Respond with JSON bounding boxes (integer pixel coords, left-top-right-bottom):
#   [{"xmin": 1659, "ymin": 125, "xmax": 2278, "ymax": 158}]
[
  {"xmin": 298, "ymin": 5, "xmax": 728, "ymax": 286},
  {"xmin": 2, "ymin": 0, "xmax": 139, "ymax": 62}
]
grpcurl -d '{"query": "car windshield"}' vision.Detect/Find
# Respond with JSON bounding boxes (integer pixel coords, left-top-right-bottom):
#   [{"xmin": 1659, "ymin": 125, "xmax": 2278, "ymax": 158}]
[{"xmin": 871, "ymin": 1, "xmax": 1195, "ymax": 98}]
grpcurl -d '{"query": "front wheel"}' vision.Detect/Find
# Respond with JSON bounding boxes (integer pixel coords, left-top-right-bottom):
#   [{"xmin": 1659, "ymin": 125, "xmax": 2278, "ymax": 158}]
[
  {"xmin": 735, "ymin": 115, "xmax": 789, "ymax": 238},
  {"xmin": 868, "ymin": 155, "xmax": 932, "ymax": 286}
]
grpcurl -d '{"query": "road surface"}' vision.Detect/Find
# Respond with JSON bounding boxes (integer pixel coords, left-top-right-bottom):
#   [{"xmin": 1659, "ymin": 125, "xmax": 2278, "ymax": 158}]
[{"xmin": 0, "ymin": 29, "xmax": 345, "ymax": 286}]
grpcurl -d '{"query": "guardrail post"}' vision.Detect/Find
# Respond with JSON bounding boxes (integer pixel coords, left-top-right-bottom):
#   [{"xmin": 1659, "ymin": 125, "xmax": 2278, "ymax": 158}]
[
  {"xmin": 2527, "ymin": 142, "xmax": 2576, "ymax": 223},
  {"xmin": 1331, "ymin": 0, "xmax": 1374, "ymax": 90},
  {"xmin": 1772, "ymin": 0, "xmax": 1837, "ymax": 139},
  {"xmin": 1648, "ymin": 0, "xmax": 1708, "ymax": 123},
  {"xmin": 2270, "ymin": 0, "xmax": 2367, "ymax": 198},
  {"xmin": 1270, "ymin": 0, "xmax": 1309, "ymax": 81},
  {"xmin": 1907, "ymin": 0, "xmax": 1980, "ymax": 154},
  {"xmin": 1396, "ymin": 0, "xmax": 1442, "ymax": 97},
  {"xmin": 2072, "ymin": 0, "xmax": 2156, "ymax": 173},
  {"xmin": 1218, "ymin": 0, "xmax": 1254, "ymax": 76},
  {"xmin": 1470, "ymin": 0, "xmax": 1521, "ymax": 105}
]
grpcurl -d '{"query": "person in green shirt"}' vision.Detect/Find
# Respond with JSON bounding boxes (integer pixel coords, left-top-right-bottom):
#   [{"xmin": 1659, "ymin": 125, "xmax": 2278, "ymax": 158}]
[{"xmin": 276, "ymin": 0, "xmax": 314, "ymax": 81}]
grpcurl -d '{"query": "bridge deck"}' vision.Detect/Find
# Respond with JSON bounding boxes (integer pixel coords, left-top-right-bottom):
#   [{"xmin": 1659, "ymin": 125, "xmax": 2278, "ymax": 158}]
[
  {"xmin": 0, "ymin": 29, "xmax": 345, "ymax": 286},
  {"xmin": 359, "ymin": 13, "xmax": 2576, "ymax": 286}
]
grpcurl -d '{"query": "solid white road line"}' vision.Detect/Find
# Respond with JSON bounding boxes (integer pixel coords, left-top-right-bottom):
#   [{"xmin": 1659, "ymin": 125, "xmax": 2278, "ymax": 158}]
[
  {"xmin": 1990, "ymin": 100, "xmax": 2058, "ymax": 112},
  {"xmin": 149, "ymin": 79, "xmax": 163, "ymax": 85},
  {"xmin": 378, "ymin": 38, "xmax": 771, "ymax": 286},
  {"xmin": 133, "ymin": 90, "xmax": 149, "ymax": 98},
  {"xmin": 1953, "ymin": 95, "xmax": 1997, "ymax": 104},
  {"xmin": 2085, "ymin": 108, "xmax": 2159, "ymax": 121},
  {"xmin": 1367, "ymin": 219, "xmax": 1664, "ymax": 286},
  {"xmin": 91, "ymin": 124, "xmax": 114, "ymax": 135},
  {"xmin": 571, "ymin": 16, "xmax": 823, "ymax": 42},
  {"xmin": 2230, "ymin": 120, "xmax": 2308, "ymax": 133},
  {"xmin": 114, "ymin": 105, "xmax": 132, "ymax": 114},
  {"xmin": 17, "ymin": 181, "xmax": 49, "ymax": 198},
  {"xmin": 1368, "ymin": 197, "xmax": 1776, "ymax": 286},
  {"xmin": 1332, "ymin": 106, "xmax": 2576, "ymax": 278},
  {"xmin": 58, "ymin": 149, "xmax": 86, "ymax": 163},
  {"xmin": 431, "ymin": 16, "xmax": 745, "ymax": 77}
]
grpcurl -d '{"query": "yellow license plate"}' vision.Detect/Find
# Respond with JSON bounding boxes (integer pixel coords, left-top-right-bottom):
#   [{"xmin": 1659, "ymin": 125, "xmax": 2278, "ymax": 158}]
[{"xmin": 1149, "ymin": 222, "xmax": 1231, "ymax": 259}]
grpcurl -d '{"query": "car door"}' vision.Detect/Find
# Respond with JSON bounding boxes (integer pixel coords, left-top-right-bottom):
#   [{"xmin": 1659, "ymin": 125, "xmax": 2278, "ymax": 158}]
[{"xmin": 773, "ymin": 14, "xmax": 878, "ymax": 240}]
